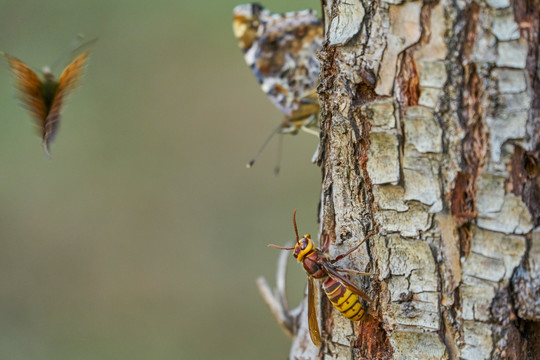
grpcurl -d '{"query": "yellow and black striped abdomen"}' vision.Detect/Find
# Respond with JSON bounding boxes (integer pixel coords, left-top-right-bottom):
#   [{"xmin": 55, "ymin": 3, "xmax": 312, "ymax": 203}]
[{"xmin": 323, "ymin": 278, "xmax": 365, "ymax": 321}]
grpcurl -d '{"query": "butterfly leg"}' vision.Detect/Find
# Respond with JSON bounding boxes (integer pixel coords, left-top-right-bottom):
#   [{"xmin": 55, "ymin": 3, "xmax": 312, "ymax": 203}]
[
  {"xmin": 311, "ymin": 143, "xmax": 320, "ymax": 164},
  {"xmin": 302, "ymin": 126, "xmax": 320, "ymax": 136},
  {"xmin": 300, "ymin": 115, "xmax": 320, "ymax": 137}
]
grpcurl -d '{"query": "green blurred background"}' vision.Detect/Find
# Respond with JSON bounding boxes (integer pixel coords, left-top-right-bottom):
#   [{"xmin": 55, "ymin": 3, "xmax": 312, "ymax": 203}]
[{"xmin": 0, "ymin": 0, "xmax": 322, "ymax": 358}]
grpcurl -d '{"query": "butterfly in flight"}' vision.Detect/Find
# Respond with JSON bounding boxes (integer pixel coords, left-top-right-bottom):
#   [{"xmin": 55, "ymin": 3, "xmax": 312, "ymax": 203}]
[
  {"xmin": 233, "ymin": 3, "xmax": 323, "ymax": 171},
  {"xmin": 2, "ymin": 43, "xmax": 91, "ymax": 154}
]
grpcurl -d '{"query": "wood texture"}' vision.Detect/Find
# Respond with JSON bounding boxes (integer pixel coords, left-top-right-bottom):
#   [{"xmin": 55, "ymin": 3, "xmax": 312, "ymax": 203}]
[{"xmin": 285, "ymin": 0, "xmax": 540, "ymax": 358}]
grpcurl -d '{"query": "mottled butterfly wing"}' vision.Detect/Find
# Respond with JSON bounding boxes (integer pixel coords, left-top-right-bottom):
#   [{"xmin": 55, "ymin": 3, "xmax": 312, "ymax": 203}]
[
  {"xmin": 3, "ymin": 53, "xmax": 48, "ymax": 128},
  {"xmin": 44, "ymin": 51, "xmax": 88, "ymax": 151},
  {"xmin": 254, "ymin": 12, "xmax": 322, "ymax": 126},
  {"xmin": 233, "ymin": 4, "xmax": 323, "ymax": 132}
]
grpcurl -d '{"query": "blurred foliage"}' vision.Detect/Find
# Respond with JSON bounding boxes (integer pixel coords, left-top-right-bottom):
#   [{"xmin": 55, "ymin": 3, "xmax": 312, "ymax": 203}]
[{"xmin": 0, "ymin": 0, "xmax": 323, "ymax": 358}]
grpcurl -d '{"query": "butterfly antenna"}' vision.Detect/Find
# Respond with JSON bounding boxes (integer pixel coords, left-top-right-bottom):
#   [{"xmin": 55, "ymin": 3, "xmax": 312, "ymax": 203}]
[
  {"xmin": 50, "ymin": 35, "xmax": 97, "ymax": 73},
  {"xmin": 273, "ymin": 131, "xmax": 283, "ymax": 175},
  {"xmin": 246, "ymin": 124, "xmax": 282, "ymax": 169},
  {"xmin": 292, "ymin": 209, "xmax": 299, "ymax": 243},
  {"xmin": 51, "ymin": 44, "xmax": 76, "ymax": 74},
  {"xmin": 70, "ymin": 36, "xmax": 97, "ymax": 56}
]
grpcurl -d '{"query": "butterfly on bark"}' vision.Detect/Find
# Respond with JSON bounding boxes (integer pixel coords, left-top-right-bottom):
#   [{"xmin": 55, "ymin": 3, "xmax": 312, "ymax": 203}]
[
  {"xmin": 2, "ymin": 43, "xmax": 91, "ymax": 154},
  {"xmin": 233, "ymin": 3, "xmax": 323, "ymax": 171}
]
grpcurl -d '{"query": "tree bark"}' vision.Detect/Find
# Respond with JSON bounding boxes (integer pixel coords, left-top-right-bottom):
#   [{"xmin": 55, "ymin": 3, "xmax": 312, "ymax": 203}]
[{"xmin": 285, "ymin": 0, "xmax": 540, "ymax": 358}]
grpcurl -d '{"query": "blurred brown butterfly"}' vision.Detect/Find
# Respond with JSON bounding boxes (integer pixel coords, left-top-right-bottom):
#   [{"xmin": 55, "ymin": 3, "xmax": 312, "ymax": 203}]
[{"xmin": 2, "ymin": 47, "xmax": 90, "ymax": 154}]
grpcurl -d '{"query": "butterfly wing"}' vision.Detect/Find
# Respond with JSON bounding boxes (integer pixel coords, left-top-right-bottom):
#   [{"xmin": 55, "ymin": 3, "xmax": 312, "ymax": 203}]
[
  {"xmin": 255, "ymin": 16, "xmax": 322, "ymax": 119},
  {"xmin": 3, "ymin": 53, "xmax": 48, "ymax": 126},
  {"xmin": 44, "ymin": 51, "xmax": 88, "ymax": 151},
  {"xmin": 233, "ymin": 5, "xmax": 322, "ymax": 127}
]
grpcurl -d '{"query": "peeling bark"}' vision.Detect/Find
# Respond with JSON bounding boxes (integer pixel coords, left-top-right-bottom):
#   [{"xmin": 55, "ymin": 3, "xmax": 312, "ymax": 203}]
[{"xmin": 284, "ymin": 0, "xmax": 540, "ymax": 358}]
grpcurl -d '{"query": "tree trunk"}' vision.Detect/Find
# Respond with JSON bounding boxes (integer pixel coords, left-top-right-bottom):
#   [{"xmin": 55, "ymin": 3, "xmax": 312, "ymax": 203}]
[{"xmin": 280, "ymin": 0, "xmax": 540, "ymax": 358}]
